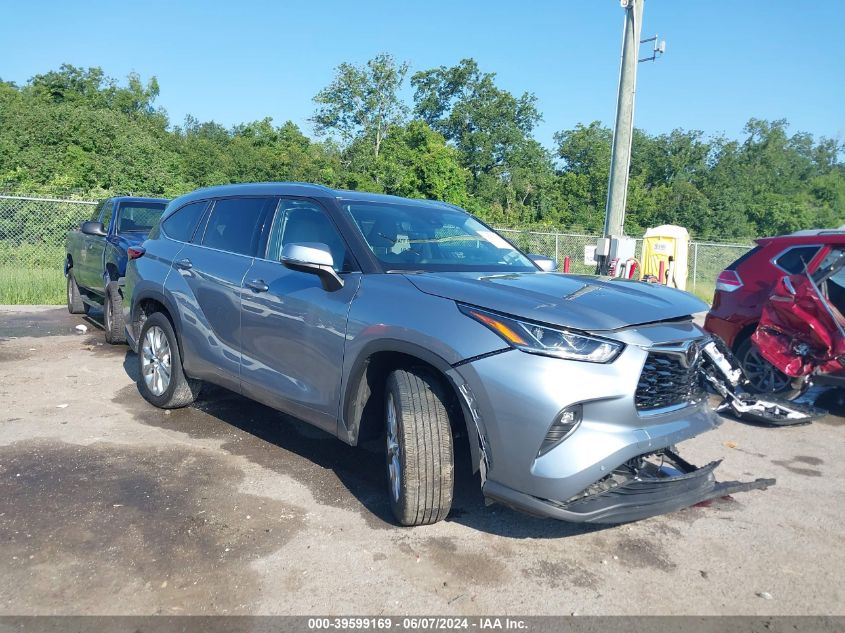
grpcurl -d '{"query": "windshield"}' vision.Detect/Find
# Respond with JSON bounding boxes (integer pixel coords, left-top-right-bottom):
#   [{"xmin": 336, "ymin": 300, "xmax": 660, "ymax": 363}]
[
  {"xmin": 117, "ymin": 202, "xmax": 167, "ymax": 233},
  {"xmin": 344, "ymin": 201, "xmax": 536, "ymax": 272}
]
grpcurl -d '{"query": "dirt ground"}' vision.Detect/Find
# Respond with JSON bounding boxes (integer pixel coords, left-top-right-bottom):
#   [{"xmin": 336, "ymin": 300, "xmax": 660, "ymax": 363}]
[{"xmin": 0, "ymin": 305, "xmax": 843, "ymax": 616}]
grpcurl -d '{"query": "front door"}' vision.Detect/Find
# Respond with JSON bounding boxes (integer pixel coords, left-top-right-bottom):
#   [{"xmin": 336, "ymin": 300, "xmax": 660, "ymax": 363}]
[
  {"xmin": 239, "ymin": 198, "xmax": 360, "ymax": 433},
  {"xmin": 80, "ymin": 200, "xmax": 113, "ymax": 289}
]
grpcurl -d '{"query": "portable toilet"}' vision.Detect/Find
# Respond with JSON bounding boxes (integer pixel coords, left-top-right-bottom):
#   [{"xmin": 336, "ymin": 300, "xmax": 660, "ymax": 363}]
[{"xmin": 642, "ymin": 225, "xmax": 689, "ymax": 290}]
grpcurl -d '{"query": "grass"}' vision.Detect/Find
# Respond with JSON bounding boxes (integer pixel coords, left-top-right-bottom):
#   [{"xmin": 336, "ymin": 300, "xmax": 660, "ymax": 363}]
[
  {"xmin": 0, "ymin": 266, "xmax": 66, "ymax": 304},
  {"xmin": 690, "ymin": 283, "xmax": 716, "ymax": 305},
  {"xmin": 0, "ymin": 265, "xmax": 717, "ymax": 307}
]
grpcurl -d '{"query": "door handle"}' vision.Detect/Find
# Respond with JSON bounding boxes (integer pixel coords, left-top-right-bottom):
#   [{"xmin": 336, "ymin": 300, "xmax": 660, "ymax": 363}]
[
  {"xmin": 245, "ymin": 279, "xmax": 269, "ymax": 293},
  {"xmin": 175, "ymin": 258, "xmax": 193, "ymax": 270}
]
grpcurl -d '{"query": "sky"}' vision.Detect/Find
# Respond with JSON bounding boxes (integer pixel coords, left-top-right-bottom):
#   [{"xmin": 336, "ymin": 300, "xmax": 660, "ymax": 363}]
[{"xmin": 1, "ymin": 0, "xmax": 843, "ymax": 150}]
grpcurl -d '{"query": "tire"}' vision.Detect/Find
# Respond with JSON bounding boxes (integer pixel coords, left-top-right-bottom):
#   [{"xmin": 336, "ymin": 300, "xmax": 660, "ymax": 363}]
[
  {"xmin": 385, "ymin": 368, "xmax": 454, "ymax": 526},
  {"xmin": 735, "ymin": 337, "xmax": 806, "ymax": 400},
  {"xmin": 137, "ymin": 312, "xmax": 201, "ymax": 409},
  {"xmin": 103, "ymin": 280, "xmax": 126, "ymax": 344},
  {"xmin": 66, "ymin": 269, "xmax": 87, "ymax": 315}
]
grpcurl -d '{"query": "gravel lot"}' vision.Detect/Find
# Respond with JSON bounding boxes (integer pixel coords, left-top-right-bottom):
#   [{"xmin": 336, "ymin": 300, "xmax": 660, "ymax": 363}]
[{"xmin": 0, "ymin": 306, "xmax": 843, "ymax": 616}]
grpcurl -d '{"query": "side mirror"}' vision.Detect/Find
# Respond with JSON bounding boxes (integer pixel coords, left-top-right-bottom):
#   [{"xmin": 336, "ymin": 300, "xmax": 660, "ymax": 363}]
[
  {"xmin": 528, "ymin": 253, "xmax": 557, "ymax": 272},
  {"xmin": 281, "ymin": 243, "xmax": 344, "ymax": 291},
  {"xmin": 81, "ymin": 221, "xmax": 107, "ymax": 237}
]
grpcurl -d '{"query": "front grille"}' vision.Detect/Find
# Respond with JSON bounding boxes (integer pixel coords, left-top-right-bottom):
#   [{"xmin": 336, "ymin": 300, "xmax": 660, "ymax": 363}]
[{"xmin": 635, "ymin": 350, "xmax": 704, "ymax": 412}]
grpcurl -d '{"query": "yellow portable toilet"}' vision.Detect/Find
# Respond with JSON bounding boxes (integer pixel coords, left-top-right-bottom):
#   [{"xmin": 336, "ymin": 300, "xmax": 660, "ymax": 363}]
[{"xmin": 642, "ymin": 225, "xmax": 689, "ymax": 290}]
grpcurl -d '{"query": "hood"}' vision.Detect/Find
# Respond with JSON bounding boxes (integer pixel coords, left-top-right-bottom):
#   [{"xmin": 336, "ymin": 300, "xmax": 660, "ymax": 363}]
[{"xmin": 404, "ymin": 272, "xmax": 707, "ymax": 332}]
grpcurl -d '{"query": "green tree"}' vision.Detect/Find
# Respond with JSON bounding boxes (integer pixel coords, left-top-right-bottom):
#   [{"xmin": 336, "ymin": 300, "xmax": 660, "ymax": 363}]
[
  {"xmin": 553, "ymin": 122, "xmax": 612, "ymax": 232},
  {"xmin": 374, "ymin": 120, "xmax": 470, "ymax": 204},
  {"xmin": 312, "ymin": 53, "xmax": 409, "ymax": 158},
  {"xmin": 411, "ymin": 58, "xmax": 542, "ymax": 178},
  {"xmin": 2, "ymin": 61, "xmax": 845, "ymax": 244}
]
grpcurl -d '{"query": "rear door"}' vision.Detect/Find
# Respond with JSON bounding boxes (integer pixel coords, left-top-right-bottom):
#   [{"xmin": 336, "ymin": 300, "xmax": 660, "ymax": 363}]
[
  {"xmin": 239, "ymin": 198, "xmax": 361, "ymax": 432},
  {"xmin": 127, "ymin": 200, "xmax": 209, "ymax": 338},
  {"xmin": 167, "ymin": 196, "xmax": 275, "ymax": 391},
  {"xmin": 754, "ymin": 248, "xmax": 845, "ymax": 377}
]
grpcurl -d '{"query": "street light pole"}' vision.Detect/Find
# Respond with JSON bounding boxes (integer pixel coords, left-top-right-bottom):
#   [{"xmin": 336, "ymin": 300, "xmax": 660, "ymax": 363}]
[{"xmin": 599, "ymin": 0, "xmax": 645, "ymax": 273}]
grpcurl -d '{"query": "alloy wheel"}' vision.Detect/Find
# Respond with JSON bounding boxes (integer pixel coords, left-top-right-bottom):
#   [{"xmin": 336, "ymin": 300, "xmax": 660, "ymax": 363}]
[
  {"xmin": 141, "ymin": 326, "xmax": 172, "ymax": 396},
  {"xmin": 386, "ymin": 392, "xmax": 401, "ymax": 503},
  {"xmin": 741, "ymin": 344, "xmax": 791, "ymax": 393}
]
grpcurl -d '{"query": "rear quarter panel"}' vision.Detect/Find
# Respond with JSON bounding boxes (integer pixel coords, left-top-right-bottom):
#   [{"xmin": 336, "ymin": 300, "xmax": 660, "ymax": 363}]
[
  {"xmin": 124, "ymin": 236, "xmax": 187, "ymax": 346},
  {"xmin": 708, "ymin": 240, "xmax": 834, "ymax": 349}
]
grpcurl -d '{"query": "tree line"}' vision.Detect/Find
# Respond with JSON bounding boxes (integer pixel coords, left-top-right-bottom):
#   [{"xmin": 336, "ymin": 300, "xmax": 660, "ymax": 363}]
[{"xmin": 1, "ymin": 57, "xmax": 843, "ymax": 240}]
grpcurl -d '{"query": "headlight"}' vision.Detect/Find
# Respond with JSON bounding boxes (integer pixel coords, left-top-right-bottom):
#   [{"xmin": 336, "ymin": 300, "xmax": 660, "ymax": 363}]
[{"xmin": 458, "ymin": 304, "xmax": 623, "ymax": 363}]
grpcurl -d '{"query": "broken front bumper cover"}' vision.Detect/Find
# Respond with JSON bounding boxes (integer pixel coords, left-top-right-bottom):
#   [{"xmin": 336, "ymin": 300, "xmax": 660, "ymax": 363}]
[
  {"xmin": 483, "ymin": 449, "xmax": 775, "ymax": 524},
  {"xmin": 701, "ymin": 338, "xmax": 825, "ymax": 426}
]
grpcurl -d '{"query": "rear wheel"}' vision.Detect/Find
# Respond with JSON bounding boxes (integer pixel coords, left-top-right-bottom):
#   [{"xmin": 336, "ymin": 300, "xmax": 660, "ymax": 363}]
[
  {"xmin": 736, "ymin": 337, "xmax": 806, "ymax": 400},
  {"xmin": 66, "ymin": 269, "xmax": 87, "ymax": 315},
  {"xmin": 137, "ymin": 312, "xmax": 201, "ymax": 409},
  {"xmin": 103, "ymin": 281, "xmax": 126, "ymax": 344},
  {"xmin": 385, "ymin": 368, "xmax": 454, "ymax": 526}
]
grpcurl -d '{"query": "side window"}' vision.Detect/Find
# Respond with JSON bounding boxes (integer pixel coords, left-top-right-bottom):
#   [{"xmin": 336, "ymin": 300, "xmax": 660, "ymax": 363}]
[
  {"xmin": 201, "ymin": 197, "xmax": 272, "ymax": 256},
  {"xmin": 775, "ymin": 246, "xmax": 820, "ymax": 274},
  {"xmin": 100, "ymin": 202, "xmax": 115, "ymax": 231},
  {"xmin": 117, "ymin": 203, "xmax": 167, "ymax": 233},
  {"xmin": 266, "ymin": 200, "xmax": 355, "ymax": 272},
  {"xmin": 161, "ymin": 201, "xmax": 208, "ymax": 242},
  {"xmin": 814, "ymin": 247, "xmax": 845, "ymax": 278},
  {"xmin": 820, "ymin": 249, "xmax": 845, "ymax": 314}
]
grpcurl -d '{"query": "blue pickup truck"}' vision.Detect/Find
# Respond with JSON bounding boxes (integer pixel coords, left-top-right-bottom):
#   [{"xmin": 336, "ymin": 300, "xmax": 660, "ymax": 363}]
[{"xmin": 65, "ymin": 196, "xmax": 169, "ymax": 343}]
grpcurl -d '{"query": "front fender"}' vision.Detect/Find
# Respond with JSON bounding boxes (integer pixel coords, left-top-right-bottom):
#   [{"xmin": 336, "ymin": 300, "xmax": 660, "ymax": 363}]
[{"xmin": 339, "ymin": 274, "xmax": 507, "ymax": 470}]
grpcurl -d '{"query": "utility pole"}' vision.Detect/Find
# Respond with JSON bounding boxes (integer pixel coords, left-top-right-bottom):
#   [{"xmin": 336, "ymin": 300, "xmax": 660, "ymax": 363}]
[{"xmin": 598, "ymin": 0, "xmax": 645, "ymax": 275}]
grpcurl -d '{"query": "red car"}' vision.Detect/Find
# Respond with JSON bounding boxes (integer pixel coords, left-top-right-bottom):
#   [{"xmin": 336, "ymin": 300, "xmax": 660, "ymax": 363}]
[{"xmin": 704, "ymin": 230, "xmax": 845, "ymax": 398}]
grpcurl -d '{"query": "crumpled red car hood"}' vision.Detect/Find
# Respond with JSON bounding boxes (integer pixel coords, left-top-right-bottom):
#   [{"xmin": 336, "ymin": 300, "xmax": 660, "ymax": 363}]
[{"xmin": 752, "ymin": 274, "xmax": 845, "ymax": 377}]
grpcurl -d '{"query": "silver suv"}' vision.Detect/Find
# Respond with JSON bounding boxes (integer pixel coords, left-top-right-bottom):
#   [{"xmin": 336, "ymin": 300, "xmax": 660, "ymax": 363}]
[{"xmin": 124, "ymin": 183, "xmax": 763, "ymax": 526}]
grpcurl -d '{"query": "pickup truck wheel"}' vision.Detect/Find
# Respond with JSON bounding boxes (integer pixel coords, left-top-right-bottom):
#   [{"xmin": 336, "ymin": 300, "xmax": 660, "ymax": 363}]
[
  {"xmin": 385, "ymin": 368, "xmax": 454, "ymax": 526},
  {"xmin": 66, "ymin": 270, "xmax": 86, "ymax": 315},
  {"xmin": 103, "ymin": 281, "xmax": 126, "ymax": 345},
  {"xmin": 736, "ymin": 337, "xmax": 806, "ymax": 400},
  {"xmin": 137, "ymin": 312, "xmax": 201, "ymax": 409}
]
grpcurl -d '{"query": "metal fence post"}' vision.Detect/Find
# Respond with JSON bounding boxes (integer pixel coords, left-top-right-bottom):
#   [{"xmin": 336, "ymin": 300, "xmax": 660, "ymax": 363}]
[
  {"xmin": 555, "ymin": 234, "xmax": 560, "ymax": 270},
  {"xmin": 693, "ymin": 242, "xmax": 699, "ymax": 291}
]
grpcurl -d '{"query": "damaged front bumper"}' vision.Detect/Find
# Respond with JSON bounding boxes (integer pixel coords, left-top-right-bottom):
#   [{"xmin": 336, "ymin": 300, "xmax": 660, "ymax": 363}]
[
  {"xmin": 451, "ymin": 321, "xmax": 806, "ymax": 525},
  {"xmin": 701, "ymin": 339, "xmax": 824, "ymax": 426},
  {"xmin": 483, "ymin": 448, "xmax": 774, "ymax": 524}
]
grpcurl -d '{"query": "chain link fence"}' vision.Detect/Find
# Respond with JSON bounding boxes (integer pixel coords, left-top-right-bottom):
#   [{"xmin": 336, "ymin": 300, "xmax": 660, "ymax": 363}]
[
  {"xmin": 497, "ymin": 228, "xmax": 751, "ymax": 301},
  {"xmin": 0, "ymin": 195, "xmax": 98, "ymax": 303},
  {"xmin": 0, "ymin": 194, "xmax": 752, "ymax": 304},
  {"xmin": 0, "ymin": 195, "xmax": 97, "ymax": 267}
]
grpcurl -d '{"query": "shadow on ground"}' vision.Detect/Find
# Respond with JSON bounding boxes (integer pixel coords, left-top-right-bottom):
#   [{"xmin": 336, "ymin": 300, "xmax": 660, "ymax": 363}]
[{"xmin": 118, "ymin": 350, "xmax": 606, "ymax": 539}]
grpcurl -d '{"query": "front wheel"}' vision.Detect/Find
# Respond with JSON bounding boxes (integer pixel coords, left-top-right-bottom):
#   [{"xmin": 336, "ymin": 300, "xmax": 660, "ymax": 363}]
[
  {"xmin": 385, "ymin": 368, "xmax": 454, "ymax": 526},
  {"xmin": 735, "ymin": 337, "xmax": 807, "ymax": 400},
  {"xmin": 137, "ymin": 312, "xmax": 201, "ymax": 409}
]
